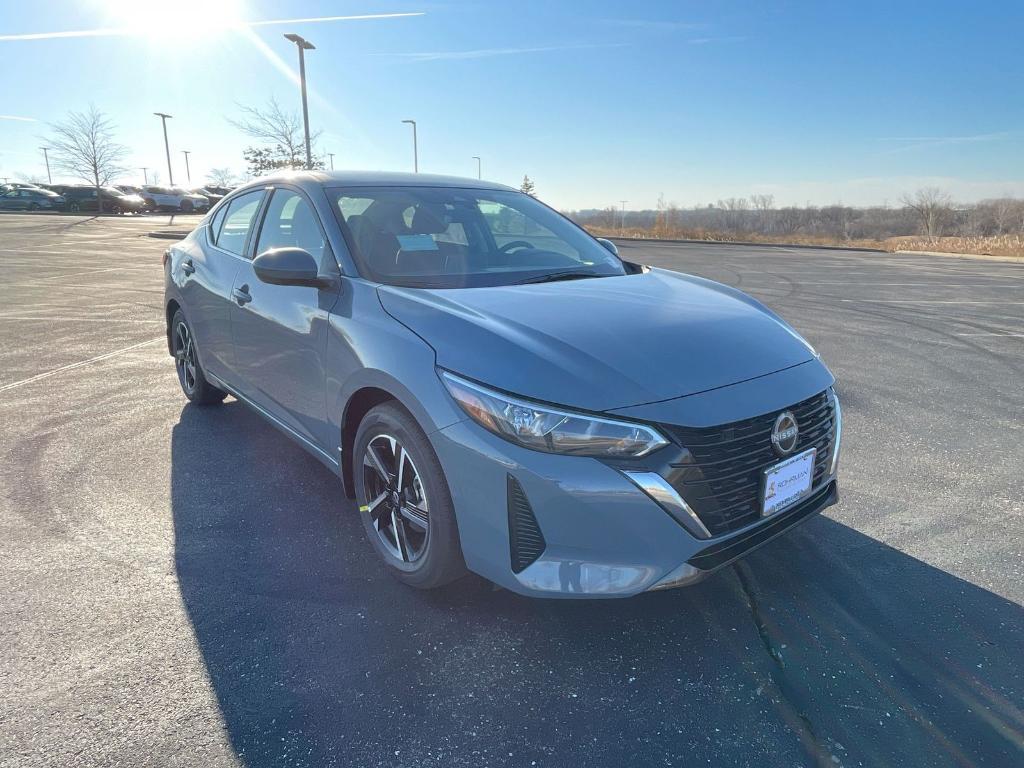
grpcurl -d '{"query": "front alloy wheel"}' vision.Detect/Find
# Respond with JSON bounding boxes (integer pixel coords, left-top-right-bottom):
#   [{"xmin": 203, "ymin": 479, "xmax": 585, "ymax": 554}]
[
  {"xmin": 354, "ymin": 403, "xmax": 466, "ymax": 588},
  {"xmin": 362, "ymin": 434, "xmax": 430, "ymax": 563}
]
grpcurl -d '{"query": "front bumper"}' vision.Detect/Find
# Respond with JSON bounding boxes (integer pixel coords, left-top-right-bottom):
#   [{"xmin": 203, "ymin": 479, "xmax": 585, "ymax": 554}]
[{"xmin": 431, "ymin": 414, "xmax": 839, "ymax": 599}]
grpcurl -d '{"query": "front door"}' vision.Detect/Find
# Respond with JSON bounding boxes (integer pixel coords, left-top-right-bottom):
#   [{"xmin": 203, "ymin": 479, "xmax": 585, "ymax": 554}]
[{"xmin": 229, "ymin": 186, "xmax": 340, "ymax": 450}]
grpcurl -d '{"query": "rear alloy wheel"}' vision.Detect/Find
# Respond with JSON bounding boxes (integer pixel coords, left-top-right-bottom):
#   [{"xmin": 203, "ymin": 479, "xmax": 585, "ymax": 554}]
[
  {"xmin": 28, "ymin": 202, "xmax": 40, "ymax": 211},
  {"xmin": 68, "ymin": 201, "xmax": 81, "ymax": 213},
  {"xmin": 170, "ymin": 310, "xmax": 226, "ymax": 405},
  {"xmin": 180, "ymin": 200, "xmax": 193, "ymax": 213},
  {"xmin": 354, "ymin": 403, "xmax": 466, "ymax": 588}
]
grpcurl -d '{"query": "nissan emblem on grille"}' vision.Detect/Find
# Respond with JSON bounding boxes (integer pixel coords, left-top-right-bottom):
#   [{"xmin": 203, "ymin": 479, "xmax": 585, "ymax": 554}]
[{"xmin": 771, "ymin": 411, "xmax": 799, "ymax": 456}]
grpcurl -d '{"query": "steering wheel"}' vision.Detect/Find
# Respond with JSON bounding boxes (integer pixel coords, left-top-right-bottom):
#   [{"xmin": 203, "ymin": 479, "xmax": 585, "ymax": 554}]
[{"xmin": 498, "ymin": 240, "xmax": 534, "ymax": 254}]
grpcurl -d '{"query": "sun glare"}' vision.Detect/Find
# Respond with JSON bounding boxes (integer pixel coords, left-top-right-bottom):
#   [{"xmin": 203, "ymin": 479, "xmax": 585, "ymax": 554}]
[{"xmin": 101, "ymin": 0, "xmax": 246, "ymax": 43}]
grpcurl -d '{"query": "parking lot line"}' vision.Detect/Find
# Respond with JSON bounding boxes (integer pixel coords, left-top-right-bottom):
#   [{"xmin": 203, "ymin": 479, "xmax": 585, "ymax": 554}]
[{"xmin": 0, "ymin": 337, "xmax": 164, "ymax": 393}]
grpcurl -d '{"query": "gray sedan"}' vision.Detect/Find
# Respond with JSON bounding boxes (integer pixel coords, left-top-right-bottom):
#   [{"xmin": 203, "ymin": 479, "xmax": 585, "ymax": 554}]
[
  {"xmin": 0, "ymin": 187, "xmax": 65, "ymax": 211},
  {"xmin": 163, "ymin": 171, "xmax": 841, "ymax": 598}
]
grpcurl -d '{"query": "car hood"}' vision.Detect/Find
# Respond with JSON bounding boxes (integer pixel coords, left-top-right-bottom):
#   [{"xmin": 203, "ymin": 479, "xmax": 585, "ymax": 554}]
[{"xmin": 377, "ymin": 269, "xmax": 819, "ymax": 412}]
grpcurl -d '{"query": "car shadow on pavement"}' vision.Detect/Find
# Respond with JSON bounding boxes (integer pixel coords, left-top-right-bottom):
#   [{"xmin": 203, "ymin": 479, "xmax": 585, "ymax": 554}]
[{"xmin": 171, "ymin": 401, "xmax": 1023, "ymax": 768}]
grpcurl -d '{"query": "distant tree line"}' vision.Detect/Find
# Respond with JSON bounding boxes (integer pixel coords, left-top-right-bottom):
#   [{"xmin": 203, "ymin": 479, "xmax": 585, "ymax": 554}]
[{"xmin": 568, "ymin": 189, "xmax": 1024, "ymax": 241}]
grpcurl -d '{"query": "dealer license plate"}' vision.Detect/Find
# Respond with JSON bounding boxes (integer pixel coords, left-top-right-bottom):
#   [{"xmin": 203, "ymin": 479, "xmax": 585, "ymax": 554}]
[{"xmin": 761, "ymin": 448, "xmax": 816, "ymax": 517}]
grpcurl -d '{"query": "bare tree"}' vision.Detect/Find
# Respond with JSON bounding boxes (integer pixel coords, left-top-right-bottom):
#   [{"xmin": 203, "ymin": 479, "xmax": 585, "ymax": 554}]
[
  {"xmin": 229, "ymin": 97, "xmax": 322, "ymax": 172},
  {"xmin": 47, "ymin": 105, "xmax": 127, "ymax": 214},
  {"xmin": 751, "ymin": 193, "xmax": 775, "ymax": 234},
  {"xmin": 901, "ymin": 187, "xmax": 952, "ymax": 237},
  {"xmin": 206, "ymin": 167, "xmax": 237, "ymax": 187}
]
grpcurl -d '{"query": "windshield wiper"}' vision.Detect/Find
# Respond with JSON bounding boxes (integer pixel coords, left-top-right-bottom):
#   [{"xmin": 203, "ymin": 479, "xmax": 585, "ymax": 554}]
[{"xmin": 516, "ymin": 270, "xmax": 602, "ymax": 285}]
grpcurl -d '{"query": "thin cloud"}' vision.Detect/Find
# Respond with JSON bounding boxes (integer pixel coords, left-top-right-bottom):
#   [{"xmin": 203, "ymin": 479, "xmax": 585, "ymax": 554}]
[
  {"xmin": 0, "ymin": 12, "xmax": 424, "ymax": 42},
  {"xmin": 0, "ymin": 115, "xmax": 37, "ymax": 122},
  {"xmin": 687, "ymin": 36, "xmax": 746, "ymax": 44},
  {"xmin": 878, "ymin": 132, "xmax": 1014, "ymax": 152},
  {"xmin": 599, "ymin": 19, "xmax": 706, "ymax": 31},
  {"xmin": 380, "ymin": 42, "xmax": 627, "ymax": 62}
]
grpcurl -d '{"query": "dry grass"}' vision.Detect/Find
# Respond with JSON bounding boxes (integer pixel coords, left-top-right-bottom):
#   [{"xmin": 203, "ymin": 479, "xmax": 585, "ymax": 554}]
[
  {"xmin": 885, "ymin": 234, "xmax": 1024, "ymax": 259},
  {"xmin": 585, "ymin": 226, "xmax": 1024, "ymax": 260}
]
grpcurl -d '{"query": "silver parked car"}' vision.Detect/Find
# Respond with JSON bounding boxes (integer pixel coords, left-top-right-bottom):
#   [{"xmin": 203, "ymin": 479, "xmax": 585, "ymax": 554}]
[{"xmin": 164, "ymin": 171, "xmax": 841, "ymax": 598}]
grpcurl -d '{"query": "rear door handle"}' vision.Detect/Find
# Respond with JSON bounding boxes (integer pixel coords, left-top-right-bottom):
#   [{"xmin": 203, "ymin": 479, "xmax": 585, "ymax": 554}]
[
  {"xmin": 232, "ymin": 285, "xmax": 252, "ymax": 305},
  {"xmin": 182, "ymin": 259, "xmax": 195, "ymax": 276}
]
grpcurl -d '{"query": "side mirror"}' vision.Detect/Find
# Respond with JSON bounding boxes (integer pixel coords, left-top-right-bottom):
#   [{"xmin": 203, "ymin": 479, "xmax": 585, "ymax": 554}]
[
  {"xmin": 253, "ymin": 247, "xmax": 336, "ymax": 289},
  {"xmin": 596, "ymin": 237, "xmax": 618, "ymax": 256}
]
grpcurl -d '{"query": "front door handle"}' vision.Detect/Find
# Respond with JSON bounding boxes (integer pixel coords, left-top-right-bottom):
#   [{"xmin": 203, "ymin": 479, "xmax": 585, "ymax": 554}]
[
  {"xmin": 232, "ymin": 285, "xmax": 252, "ymax": 305},
  {"xmin": 182, "ymin": 259, "xmax": 195, "ymax": 276}
]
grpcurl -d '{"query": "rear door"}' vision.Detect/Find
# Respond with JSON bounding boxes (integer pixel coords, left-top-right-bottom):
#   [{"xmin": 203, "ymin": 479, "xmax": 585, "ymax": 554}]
[
  {"xmin": 228, "ymin": 185, "xmax": 340, "ymax": 449},
  {"xmin": 179, "ymin": 189, "xmax": 266, "ymax": 382}
]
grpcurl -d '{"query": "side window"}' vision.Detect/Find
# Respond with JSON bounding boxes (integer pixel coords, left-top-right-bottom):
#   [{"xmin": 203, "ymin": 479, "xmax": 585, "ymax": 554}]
[
  {"xmin": 215, "ymin": 190, "xmax": 265, "ymax": 256},
  {"xmin": 209, "ymin": 204, "xmax": 228, "ymax": 245},
  {"xmin": 255, "ymin": 189, "xmax": 325, "ymax": 262}
]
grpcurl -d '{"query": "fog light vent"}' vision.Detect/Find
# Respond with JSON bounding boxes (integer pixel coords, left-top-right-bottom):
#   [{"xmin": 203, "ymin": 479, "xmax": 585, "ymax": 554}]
[{"xmin": 508, "ymin": 475, "xmax": 546, "ymax": 573}]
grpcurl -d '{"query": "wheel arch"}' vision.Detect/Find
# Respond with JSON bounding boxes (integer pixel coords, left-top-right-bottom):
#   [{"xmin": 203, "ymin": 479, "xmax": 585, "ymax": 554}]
[
  {"xmin": 336, "ymin": 366, "xmax": 459, "ymax": 499},
  {"xmin": 165, "ymin": 298, "xmax": 181, "ymax": 355}
]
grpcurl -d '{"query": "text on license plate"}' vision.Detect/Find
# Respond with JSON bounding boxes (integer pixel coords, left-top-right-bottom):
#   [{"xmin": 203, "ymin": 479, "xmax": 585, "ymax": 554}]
[{"xmin": 762, "ymin": 448, "xmax": 816, "ymax": 516}]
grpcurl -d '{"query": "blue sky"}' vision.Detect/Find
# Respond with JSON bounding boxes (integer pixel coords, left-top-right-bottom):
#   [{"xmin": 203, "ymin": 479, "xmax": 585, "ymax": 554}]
[{"xmin": 1, "ymin": 0, "xmax": 1022, "ymax": 208}]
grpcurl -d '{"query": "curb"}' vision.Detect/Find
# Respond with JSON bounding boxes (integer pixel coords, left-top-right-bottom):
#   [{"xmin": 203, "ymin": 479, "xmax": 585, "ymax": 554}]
[
  {"xmin": 147, "ymin": 231, "xmax": 189, "ymax": 240},
  {"xmin": 607, "ymin": 236, "xmax": 888, "ymax": 253}
]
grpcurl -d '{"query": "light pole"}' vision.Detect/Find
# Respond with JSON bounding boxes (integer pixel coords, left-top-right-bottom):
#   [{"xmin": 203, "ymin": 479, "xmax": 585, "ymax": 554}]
[
  {"xmin": 182, "ymin": 151, "xmax": 191, "ymax": 184},
  {"xmin": 40, "ymin": 147, "xmax": 52, "ymax": 184},
  {"xmin": 327, "ymin": 152, "xmax": 335, "ymax": 170},
  {"xmin": 154, "ymin": 112, "xmax": 174, "ymax": 186},
  {"xmin": 140, "ymin": 167, "xmax": 149, "ymax": 185},
  {"xmin": 619, "ymin": 200, "xmax": 628, "ymax": 233},
  {"xmin": 284, "ymin": 33, "xmax": 315, "ymax": 169},
  {"xmin": 401, "ymin": 119, "xmax": 418, "ymax": 172},
  {"xmin": 472, "ymin": 156, "xmax": 481, "ymax": 179}
]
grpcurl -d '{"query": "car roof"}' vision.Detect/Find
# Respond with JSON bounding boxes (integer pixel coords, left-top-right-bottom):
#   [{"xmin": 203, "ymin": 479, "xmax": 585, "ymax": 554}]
[{"xmin": 231, "ymin": 170, "xmax": 517, "ymax": 195}]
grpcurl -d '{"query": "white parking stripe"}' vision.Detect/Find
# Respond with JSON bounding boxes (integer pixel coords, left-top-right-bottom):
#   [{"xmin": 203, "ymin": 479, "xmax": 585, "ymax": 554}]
[{"xmin": 0, "ymin": 337, "xmax": 163, "ymax": 393}]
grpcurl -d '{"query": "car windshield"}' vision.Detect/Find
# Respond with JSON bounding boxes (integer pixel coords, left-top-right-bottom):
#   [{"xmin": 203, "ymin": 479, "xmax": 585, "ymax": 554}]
[{"xmin": 330, "ymin": 186, "xmax": 626, "ymax": 288}]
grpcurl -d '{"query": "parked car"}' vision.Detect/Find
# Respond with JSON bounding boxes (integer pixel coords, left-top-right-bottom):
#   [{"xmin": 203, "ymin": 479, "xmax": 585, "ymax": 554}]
[
  {"xmin": 141, "ymin": 185, "xmax": 209, "ymax": 212},
  {"xmin": 0, "ymin": 186, "xmax": 65, "ymax": 211},
  {"xmin": 53, "ymin": 185, "xmax": 145, "ymax": 214},
  {"xmin": 164, "ymin": 171, "xmax": 841, "ymax": 598},
  {"xmin": 188, "ymin": 186, "xmax": 229, "ymax": 207},
  {"xmin": 116, "ymin": 184, "xmax": 144, "ymax": 196}
]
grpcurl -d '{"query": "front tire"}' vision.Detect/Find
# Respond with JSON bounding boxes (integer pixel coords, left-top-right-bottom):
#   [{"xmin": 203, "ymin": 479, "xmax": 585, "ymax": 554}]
[
  {"xmin": 354, "ymin": 403, "xmax": 466, "ymax": 589},
  {"xmin": 171, "ymin": 309, "xmax": 226, "ymax": 405}
]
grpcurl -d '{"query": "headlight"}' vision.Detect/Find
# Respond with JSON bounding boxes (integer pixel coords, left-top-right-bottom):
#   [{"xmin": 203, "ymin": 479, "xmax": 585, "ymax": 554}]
[{"xmin": 440, "ymin": 371, "xmax": 668, "ymax": 458}]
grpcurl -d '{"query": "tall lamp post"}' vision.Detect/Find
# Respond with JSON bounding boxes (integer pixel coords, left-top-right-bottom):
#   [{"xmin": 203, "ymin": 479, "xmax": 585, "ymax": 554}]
[
  {"xmin": 619, "ymin": 200, "xmax": 628, "ymax": 233},
  {"xmin": 140, "ymin": 167, "xmax": 149, "ymax": 185},
  {"xmin": 283, "ymin": 33, "xmax": 315, "ymax": 169},
  {"xmin": 401, "ymin": 119, "xmax": 418, "ymax": 172},
  {"xmin": 40, "ymin": 147, "xmax": 52, "ymax": 184},
  {"xmin": 182, "ymin": 151, "xmax": 191, "ymax": 184},
  {"xmin": 472, "ymin": 156, "xmax": 481, "ymax": 179},
  {"xmin": 154, "ymin": 112, "xmax": 174, "ymax": 186},
  {"xmin": 327, "ymin": 152, "xmax": 335, "ymax": 171}
]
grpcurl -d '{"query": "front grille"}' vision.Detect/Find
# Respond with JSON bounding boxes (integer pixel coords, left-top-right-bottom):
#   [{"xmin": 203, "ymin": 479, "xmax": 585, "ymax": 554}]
[
  {"xmin": 508, "ymin": 475, "xmax": 546, "ymax": 573},
  {"xmin": 662, "ymin": 391, "xmax": 835, "ymax": 536}
]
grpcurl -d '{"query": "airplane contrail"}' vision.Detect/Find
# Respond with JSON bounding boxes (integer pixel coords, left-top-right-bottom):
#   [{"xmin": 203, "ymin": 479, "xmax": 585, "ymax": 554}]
[{"xmin": 0, "ymin": 12, "xmax": 425, "ymax": 42}]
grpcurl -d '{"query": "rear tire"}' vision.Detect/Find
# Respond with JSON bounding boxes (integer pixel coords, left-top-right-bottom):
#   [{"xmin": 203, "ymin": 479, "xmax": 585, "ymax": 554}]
[
  {"xmin": 170, "ymin": 309, "xmax": 226, "ymax": 405},
  {"xmin": 354, "ymin": 402, "xmax": 466, "ymax": 589},
  {"xmin": 68, "ymin": 201, "xmax": 81, "ymax": 213},
  {"xmin": 28, "ymin": 202, "xmax": 40, "ymax": 211},
  {"xmin": 180, "ymin": 200, "xmax": 193, "ymax": 213}
]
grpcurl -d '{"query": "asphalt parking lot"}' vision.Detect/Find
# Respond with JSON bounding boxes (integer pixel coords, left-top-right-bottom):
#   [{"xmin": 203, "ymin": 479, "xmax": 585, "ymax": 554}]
[{"xmin": 1, "ymin": 214, "xmax": 1021, "ymax": 767}]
